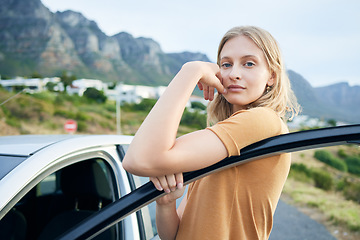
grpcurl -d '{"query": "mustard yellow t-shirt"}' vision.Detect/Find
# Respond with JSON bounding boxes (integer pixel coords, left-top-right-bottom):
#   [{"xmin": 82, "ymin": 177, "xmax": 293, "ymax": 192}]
[{"xmin": 176, "ymin": 107, "xmax": 291, "ymax": 240}]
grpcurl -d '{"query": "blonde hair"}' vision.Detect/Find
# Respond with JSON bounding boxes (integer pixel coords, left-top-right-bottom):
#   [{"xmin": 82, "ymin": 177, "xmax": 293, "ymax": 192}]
[{"xmin": 207, "ymin": 26, "xmax": 300, "ymax": 125}]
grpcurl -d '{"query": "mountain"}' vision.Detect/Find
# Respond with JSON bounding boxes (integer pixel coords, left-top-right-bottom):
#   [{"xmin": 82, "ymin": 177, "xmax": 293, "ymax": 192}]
[
  {"xmin": 0, "ymin": 0, "xmax": 358, "ymax": 123},
  {"xmin": 314, "ymin": 82, "xmax": 360, "ymax": 123},
  {"xmin": 288, "ymin": 70, "xmax": 359, "ymax": 123},
  {"xmin": 0, "ymin": 0, "xmax": 209, "ymax": 85}
]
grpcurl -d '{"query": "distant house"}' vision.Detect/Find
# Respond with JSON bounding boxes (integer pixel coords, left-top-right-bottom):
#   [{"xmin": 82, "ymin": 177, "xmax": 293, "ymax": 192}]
[
  {"xmin": 106, "ymin": 83, "xmax": 167, "ymax": 104},
  {"xmin": 0, "ymin": 77, "xmax": 62, "ymax": 93},
  {"xmin": 0, "ymin": 76, "xmax": 207, "ymax": 111},
  {"xmin": 67, "ymin": 79, "xmax": 107, "ymax": 96}
]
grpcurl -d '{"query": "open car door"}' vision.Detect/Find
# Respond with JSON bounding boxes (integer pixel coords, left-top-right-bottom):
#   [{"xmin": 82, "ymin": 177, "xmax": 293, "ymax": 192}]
[{"xmin": 59, "ymin": 124, "xmax": 360, "ymax": 240}]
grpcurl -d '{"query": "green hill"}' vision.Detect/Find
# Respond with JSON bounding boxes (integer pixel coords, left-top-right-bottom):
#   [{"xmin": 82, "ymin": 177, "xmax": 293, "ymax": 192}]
[{"xmin": 0, "ymin": 88, "xmax": 203, "ymax": 136}]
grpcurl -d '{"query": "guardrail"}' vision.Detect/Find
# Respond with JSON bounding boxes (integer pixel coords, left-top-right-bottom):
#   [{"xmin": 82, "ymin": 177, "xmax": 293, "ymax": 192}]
[{"xmin": 59, "ymin": 124, "xmax": 360, "ymax": 239}]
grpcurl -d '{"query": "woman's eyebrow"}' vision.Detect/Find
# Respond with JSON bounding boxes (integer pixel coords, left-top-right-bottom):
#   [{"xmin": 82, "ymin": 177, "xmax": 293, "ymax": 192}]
[
  {"xmin": 220, "ymin": 56, "xmax": 231, "ymax": 61},
  {"xmin": 241, "ymin": 55, "xmax": 259, "ymax": 60},
  {"xmin": 221, "ymin": 55, "xmax": 259, "ymax": 61}
]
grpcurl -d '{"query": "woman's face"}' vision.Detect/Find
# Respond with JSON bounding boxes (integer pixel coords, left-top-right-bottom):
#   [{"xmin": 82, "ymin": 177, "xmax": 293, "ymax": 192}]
[{"xmin": 219, "ymin": 35, "xmax": 274, "ymax": 112}]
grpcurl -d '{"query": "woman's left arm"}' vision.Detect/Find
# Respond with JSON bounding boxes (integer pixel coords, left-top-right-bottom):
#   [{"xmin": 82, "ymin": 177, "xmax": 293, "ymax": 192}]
[{"xmin": 122, "ymin": 61, "xmax": 227, "ymax": 176}]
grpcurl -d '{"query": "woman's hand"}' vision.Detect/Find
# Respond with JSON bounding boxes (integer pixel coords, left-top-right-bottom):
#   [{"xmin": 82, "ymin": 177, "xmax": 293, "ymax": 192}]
[
  {"xmin": 150, "ymin": 173, "xmax": 185, "ymax": 205},
  {"xmin": 182, "ymin": 61, "xmax": 226, "ymax": 101}
]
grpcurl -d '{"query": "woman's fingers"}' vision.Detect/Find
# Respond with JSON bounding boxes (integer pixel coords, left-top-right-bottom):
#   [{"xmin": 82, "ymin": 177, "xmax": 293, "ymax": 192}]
[
  {"xmin": 196, "ymin": 62, "xmax": 226, "ymax": 100},
  {"xmin": 150, "ymin": 177, "xmax": 163, "ymax": 191},
  {"xmin": 150, "ymin": 173, "xmax": 184, "ymax": 193},
  {"xmin": 203, "ymin": 86, "xmax": 209, "ymax": 100},
  {"xmin": 202, "ymin": 85, "xmax": 216, "ymax": 101},
  {"xmin": 165, "ymin": 174, "xmax": 177, "ymax": 192},
  {"xmin": 175, "ymin": 173, "xmax": 183, "ymax": 189},
  {"xmin": 208, "ymin": 86, "xmax": 215, "ymax": 101},
  {"xmin": 214, "ymin": 79, "xmax": 226, "ymax": 95}
]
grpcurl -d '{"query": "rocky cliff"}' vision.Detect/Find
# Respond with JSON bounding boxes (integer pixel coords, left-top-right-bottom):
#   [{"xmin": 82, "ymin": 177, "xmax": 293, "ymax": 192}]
[
  {"xmin": 0, "ymin": 0, "xmax": 358, "ymax": 123},
  {"xmin": 0, "ymin": 0, "xmax": 209, "ymax": 85},
  {"xmin": 288, "ymin": 70, "xmax": 359, "ymax": 123}
]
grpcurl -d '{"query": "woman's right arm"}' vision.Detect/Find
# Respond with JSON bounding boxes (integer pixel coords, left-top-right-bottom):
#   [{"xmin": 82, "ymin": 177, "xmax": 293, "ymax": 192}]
[
  {"xmin": 151, "ymin": 174, "xmax": 186, "ymax": 240},
  {"xmin": 122, "ymin": 62, "xmax": 227, "ymax": 177}
]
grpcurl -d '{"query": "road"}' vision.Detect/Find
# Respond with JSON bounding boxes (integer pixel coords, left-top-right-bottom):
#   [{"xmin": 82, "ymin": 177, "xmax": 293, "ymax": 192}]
[{"xmin": 269, "ymin": 200, "xmax": 336, "ymax": 240}]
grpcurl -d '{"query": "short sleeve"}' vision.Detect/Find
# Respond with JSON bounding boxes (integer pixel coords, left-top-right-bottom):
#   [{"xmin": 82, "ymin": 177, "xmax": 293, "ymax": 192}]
[{"xmin": 207, "ymin": 107, "xmax": 286, "ymax": 157}]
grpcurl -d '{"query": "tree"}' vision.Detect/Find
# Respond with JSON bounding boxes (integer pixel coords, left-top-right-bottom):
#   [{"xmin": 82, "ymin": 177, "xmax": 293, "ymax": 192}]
[
  {"xmin": 45, "ymin": 82, "xmax": 58, "ymax": 92},
  {"xmin": 60, "ymin": 71, "xmax": 76, "ymax": 92},
  {"xmin": 30, "ymin": 72, "xmax": 43, "ymax": 79},
  {"xmin": 327, "ymin": 119, "xmax": 337, "ymax": 127},
  {"xmin": 83, "ymin": 87, "xmax": 107, "ymax": 103},
  {"xmin": 191, "ymin": 101, "xmax": 206, "ymax": 110}
]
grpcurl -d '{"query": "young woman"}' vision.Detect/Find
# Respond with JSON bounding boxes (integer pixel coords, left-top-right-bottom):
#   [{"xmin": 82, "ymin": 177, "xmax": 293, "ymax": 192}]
[{"xmin": 123, "ymin": 26, "xmax": 300, "ymax": 240}]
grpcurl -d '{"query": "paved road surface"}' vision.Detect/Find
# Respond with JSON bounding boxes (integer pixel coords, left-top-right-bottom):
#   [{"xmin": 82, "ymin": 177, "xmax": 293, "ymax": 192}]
[{"xmin": 269, "ymin": 200, "xmax": 336, "ymax": 240}]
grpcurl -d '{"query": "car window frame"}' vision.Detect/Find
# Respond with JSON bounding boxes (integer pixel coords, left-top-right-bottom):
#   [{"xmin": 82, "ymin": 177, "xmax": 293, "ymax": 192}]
[{"xmin": 0, "ymin": 146, "xmax": 123, "ymax": 220}]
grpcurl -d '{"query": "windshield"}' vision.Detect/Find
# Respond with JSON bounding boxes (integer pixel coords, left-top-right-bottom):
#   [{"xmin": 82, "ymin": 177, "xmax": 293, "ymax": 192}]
[{"xmin": 0, "ymin": 155, "xmax": 27, "ymax": 180}]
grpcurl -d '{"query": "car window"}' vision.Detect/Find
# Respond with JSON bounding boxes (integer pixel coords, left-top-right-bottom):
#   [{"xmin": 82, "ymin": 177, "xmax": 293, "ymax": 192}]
[
  {"xmin": 0, "ymin": 158, "xmax": 121, "ymax": 240},
  {"xmin": 0, "ymin": 155, "xmax": 27, "ymax": 180},
  {"xmin": 37, "ymin": 172, "xmax": 57, "ymax": 196}
]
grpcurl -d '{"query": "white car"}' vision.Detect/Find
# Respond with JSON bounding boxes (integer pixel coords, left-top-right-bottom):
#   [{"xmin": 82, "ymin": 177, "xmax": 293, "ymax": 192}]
[
  {"xmin": 0, "ymin": 134, "xmax": 159, "ymax": 240},
  {"xmin": 0, "ymin": 125, "xmax": 359, "ymax": 240}
]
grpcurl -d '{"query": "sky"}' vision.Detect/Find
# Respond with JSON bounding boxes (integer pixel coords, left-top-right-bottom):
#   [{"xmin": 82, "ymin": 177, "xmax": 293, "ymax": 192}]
[{"xmin": 41, "ymin": 0, "xmax": 360, "ymax": 87}]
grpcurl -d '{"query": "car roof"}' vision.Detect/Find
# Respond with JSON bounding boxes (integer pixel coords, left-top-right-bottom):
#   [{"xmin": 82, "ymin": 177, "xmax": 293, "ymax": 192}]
[
  {"xmin": 0, "ymin": 134, "xmax": 133, "ymax": 157},
  {"xmin": 0, "ymin": 134, "xmax": 134, "ymax": 217}
]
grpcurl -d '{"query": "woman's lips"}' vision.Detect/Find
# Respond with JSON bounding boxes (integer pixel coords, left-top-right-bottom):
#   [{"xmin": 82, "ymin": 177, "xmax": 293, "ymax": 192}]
[{"xmin": 227, "ymin": 85, "xmax": 246, "ymax": 92}]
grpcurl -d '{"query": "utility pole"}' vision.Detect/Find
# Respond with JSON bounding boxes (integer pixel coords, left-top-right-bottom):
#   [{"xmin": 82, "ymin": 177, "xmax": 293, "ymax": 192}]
[{"xmin": 116, "ymin": 95, "xmax": 121, "ymax": 134}]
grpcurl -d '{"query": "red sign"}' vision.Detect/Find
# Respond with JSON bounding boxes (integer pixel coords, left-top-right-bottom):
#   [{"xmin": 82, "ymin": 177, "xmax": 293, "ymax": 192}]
[{"xmin": 64, "ymin": 119, "xmax": 77, "ymax": 133}]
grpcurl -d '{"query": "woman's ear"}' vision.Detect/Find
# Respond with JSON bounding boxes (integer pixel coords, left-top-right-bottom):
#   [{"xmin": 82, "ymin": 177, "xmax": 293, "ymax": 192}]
[{"xmin": 267, "ymin": 71, "xmax": 275, "ymax": 86}]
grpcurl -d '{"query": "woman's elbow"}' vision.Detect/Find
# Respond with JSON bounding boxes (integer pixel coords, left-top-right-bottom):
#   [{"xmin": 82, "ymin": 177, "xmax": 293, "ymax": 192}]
[
  {"xmin": 122, "ymin": 154, "xmax": 141, "ymax": 174},
  {"xmin": 122, "ymin": 153, "xmax": 155, "ymax": 176},
  {"xmin": 122, "ymin": 153, "xmax": 171, "ymax": 176}
]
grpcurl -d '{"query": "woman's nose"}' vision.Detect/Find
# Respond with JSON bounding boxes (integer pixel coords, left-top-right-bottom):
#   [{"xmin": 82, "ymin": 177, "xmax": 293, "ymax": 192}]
[{"xmin": 229, "ymin": 66, "xmax": 241, "ymax": 80}]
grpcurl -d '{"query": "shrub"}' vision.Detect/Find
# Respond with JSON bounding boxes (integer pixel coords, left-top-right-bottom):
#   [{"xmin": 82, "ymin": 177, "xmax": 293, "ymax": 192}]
[
  {"xmin": 345, "ymin": 156, "xmax": 360, "ymax": 176},
  {"xmin": 32, "ymin": 91, "xmax": 56, "ymax": 102},
  {"xmin": 54, "ymin": 109, "xmax": 76, "ymax": 119},
  {"xmin": 104, "ymin": 104, "xmax": 116, "ymax": 113},
  {"xmin": 133, "ymin": 98, "xmax": 157, "ymax": 112},
  {"xmin": 343, "ymin": 182, "xmax": 360, "ymax": 203},
  {"xmin": 291, "ymin": 163, "xmax": 312, "ymax": 177},
  {"xmin": 55, "ymin": 93, "xmax": 84, "ymax": 105},
  {"xmin": 191, "ymin": 101, "xmax": 206, "ymax": 110},
  {"xmin": 314, "ymin": 150, "xmax": 348, "ymax": 172},
  {"xmin": 75, "ymin": 112, "xmax": 91, "ymax": 121},
  {"xmin": 181, "ymin": 109, "xmax": 206, "ymax": 129},
  {"xmin": 5, "ymin": 118, "xmax": 21, "ymax": 128},
  {"xmin": 338, "ymin": 149, "xmax": 348, "ymax": 158},
  {"xmin": 312, "ymin": 169, "xmax": 333, "ymax": 191},
  {"xmin": 76, "ymin": 121, "xmax": 87, "ymax": 132},
  {"xmin": 336, "ymin": 177, "xmax": 349, "ymax": 191},
  {"xmin": 83, "ymin": 88, "xmax": 107, "ymax": 103},
  {"xmin": 288, "ymin": 163, "xmax": 313, "ymax": 183}
]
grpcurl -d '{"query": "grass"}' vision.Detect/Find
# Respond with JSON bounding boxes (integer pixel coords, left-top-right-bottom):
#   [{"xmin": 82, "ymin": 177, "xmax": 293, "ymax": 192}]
[
  {"xmin": 284, "ymin": 148, "xmax": 360, "ymax": 239},
  {"xmin": 284, "ymin": 178, "xmax": 360, "ymax": 230},
  {"xmin": 0, "ymin": 89, "xmax": 201, "ymax": 136}
]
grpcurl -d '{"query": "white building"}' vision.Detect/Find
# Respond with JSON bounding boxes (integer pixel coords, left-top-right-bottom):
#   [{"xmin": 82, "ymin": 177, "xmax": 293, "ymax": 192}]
[
  {"xmin": 67, "ymin": 79, "xmax": 108, "ymax": 96},
  {"xmin": 287, "ymin": 115, "xmax": 333, "ymax": 130},
  {"xmin": 0, "ymin": 77, "xmax": 62, "ymax": 93},
  {"xmin": 0, "ymin": 76, "xmax": 206, "ymax": 110},
  {"xmin": 106, "ymin": 83, "xmax": 167, "ymax": 104}
]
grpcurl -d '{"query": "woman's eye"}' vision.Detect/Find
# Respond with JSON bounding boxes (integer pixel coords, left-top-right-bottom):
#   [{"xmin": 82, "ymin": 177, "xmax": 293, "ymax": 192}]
[
  {"xmin": 221, "ymin": 63, "xmax": 231, "ymax": 68},
  {"xmin": 244, "ymin": 62, "xmax": 255, "ymax": 67}
]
